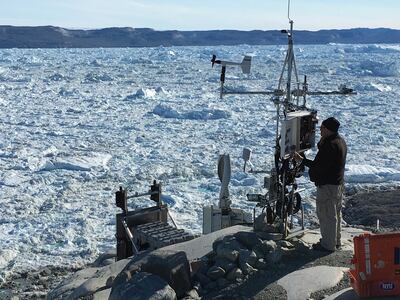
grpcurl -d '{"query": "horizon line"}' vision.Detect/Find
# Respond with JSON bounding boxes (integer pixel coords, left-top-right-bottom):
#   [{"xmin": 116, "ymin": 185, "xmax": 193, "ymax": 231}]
[{"xmin": 1, "ymin": 24, "xmax": 399, "ymax": 32}]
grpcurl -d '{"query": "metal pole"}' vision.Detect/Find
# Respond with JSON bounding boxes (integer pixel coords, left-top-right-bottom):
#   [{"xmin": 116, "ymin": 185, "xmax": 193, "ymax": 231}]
[
  {"xmin": 220, "ymin": 66, "xmax": 226, "ymax": 99},
  {"xmin": 286, "ymin": 21, "xmax": 294, "ymax": 111},
  {"xmin": 168, "ymin": 211, "xmax": 178, "ymax": 228},
  {"xmin": 122, "ymin": 219, "xmax": 139, "ymax": 254},
  {"xmin": 281, "ymin": 169, "xmax": 287, "ymax": 237}
]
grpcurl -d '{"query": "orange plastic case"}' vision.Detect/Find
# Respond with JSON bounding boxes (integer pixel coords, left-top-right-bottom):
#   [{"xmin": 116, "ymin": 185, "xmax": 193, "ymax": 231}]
[{"xmin": 349, "ymin": 232, "xmax": 400, "ymax": 298}]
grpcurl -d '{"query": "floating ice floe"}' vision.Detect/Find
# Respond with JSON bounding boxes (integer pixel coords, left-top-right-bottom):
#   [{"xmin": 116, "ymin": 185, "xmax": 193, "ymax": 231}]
[
  {"xmin": 49, "ymin": 73, "xmax": 65, "ymax": 81},
  {"xmin": 0, "ymin": 171, "xmax": 29, "ymax": 187},
  {"xmin": 38, "ymin": 153, "xmax": 112, "ymax": 172},
  {"xmin": 0, "ymin": 249, "xmax": 17, "ymax": 269},
  {"xmin": 152, "ymin": 104, "xmax": 231, "ymax": 120},
  {"xmin": 135, "ymin": 88, "xmax": 157, "ymax": 98},
  {"xmin": 83, "ymin": 72, "xmax": 114, "ymax": 83},
  {"xmin": 89, "ymin": 59, "xmax": 103, "ymax": 67},
  {"xmin": 59, "ymin": 87, "xmax": 79, "ymax": 97},
  {"xmin": 354, "ymin": 82, "xmax": 393, "ymax": 92},
  {"xmin": 231, "ymin": 172, "xmax": 258, "ymax": 187},
  {"xmin": 354, "ymin": 60, "xmax": 399, "ymax": 77},
  {"xmin": 338, "ymin": 44, "xmax": 400, "ymax": 54},
  {"xmin": 346, "ymin": 164, "xmax": 400, "ymax": 184},
  {"xmin": 370, "ymin": 83, "xmax": 392, "ymax": 92},
  {"xmin": 125, "ymin": 88, "xmax": 157, "ymax": 100},
  {"xmin": 42, "ymin": 146, "xmax": 59, "ymax": 157}
]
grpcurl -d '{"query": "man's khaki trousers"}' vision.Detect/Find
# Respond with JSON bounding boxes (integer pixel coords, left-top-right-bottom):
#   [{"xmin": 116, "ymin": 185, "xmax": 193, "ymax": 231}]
[{"xmin": 316, "ymin": 184, "xmax": 344, "ymax": 251}]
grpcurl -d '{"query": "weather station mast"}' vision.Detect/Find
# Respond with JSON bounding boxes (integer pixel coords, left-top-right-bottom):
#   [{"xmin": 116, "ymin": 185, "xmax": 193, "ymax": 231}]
[{"xmin": 208, "ymin": 0, "xmax": 355, "ymax": 237}]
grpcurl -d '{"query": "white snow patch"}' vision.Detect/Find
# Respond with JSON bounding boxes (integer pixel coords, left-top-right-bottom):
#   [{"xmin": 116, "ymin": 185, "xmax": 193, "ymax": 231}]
[{"xmin": 346, "ymin": 165, "xmax": 400, "ymax": 184}]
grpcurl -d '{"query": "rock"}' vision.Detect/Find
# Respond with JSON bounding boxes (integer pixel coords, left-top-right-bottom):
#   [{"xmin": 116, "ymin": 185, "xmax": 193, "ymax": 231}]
[
  {"xmin": 102, "ymin": 258, "xmax": 116, "ymax": 266},
  {"xmin": 93, "ymin": 288, "xmax": 111, "ymax": 300},
  {"xmin": 234, "ymin": 232, "xmax": 262, "ymax": 249},
  {"xmin": 106, "ymin": 275, "xmax": 115, "ymax": 288},
  {"xmin": 137, "ymin": 250, "xmax": 192, "ymax": 298},
  {"xmin": 265, "ymin": 249, "xmax": 283, "ymax": 264},
  {"xmin": 277, "ymin": 240, "xmax": 294, "ymax": 249},
  {"xmin": 254, "ymin": 213, "xmax": 281, "ymax": 232},
  {"xmin": 214, "ymin": 258, "xmax": 236, "ymax": 273},
  {"xmin": 48, "ymin": 258, "xmax": 130, "ymax": 300},
  {"xmin": 217, "ymin": 277, "xmax": 229, "ymax": 288},
  {"xmin": 190, "ymin": 259, "xmax": 207, "ymax": 274},
  {"xmin": 92, "ymin": 249, "xmax": 117, "ymax": 267},
  {"xmin": 226, "ymin": 267, "xmax": 243, "ymax": 281},
  {"xmin": 109, "ymin": 272, "xmax": 177, "ymax": 300},
  {"xmin": 253, "ymin": 240, "xmax": 277, "ymax": 258},
  {"xmin": 255, "ymin": 258, "xmax": 268, "ymax": 270},
  {"xmin": 254, "ymin": 212, "xmax": 268, "ymax": 231},
  {"xmin": 238, "ymin": 249, "xmax": 258, "ymax": 268},
  {"xmin": 216, "ymin": 246, "xmax": 239, "ymax": 262},
  {"xmin": 182, "ymin": 288, "xmax": 201, "ymax": 300},
  {"xmin": 212, "ymin": 235, "xmax": 232, "ymax": 253},
  {"xmin": 108, "ymin": 250, "xmax": 192, "ymax": 298},
  {"xmin": 256, "ymin": 231, "xmax": 283, "ymax": 241},
  {"xmin": 194, "ymin": 272, "xmax": 211, "ymax": 287},
  {"xmin": 213, "ymin": 235, "xmax": 246, "ymax": 254},
  {"xmin": 204, "ymin": 281, "xmax": 217, "ymax": 291},
  {"xmin": 206, "ymin": 266, "xmax": 225, "ymax": 280},
  {"xmin": 192, "ymin": 281, "xmax": 201, "ymax": 293},
  {"xmin": 240, "ymin": 262, "xmax": 257, "ymax": 275},
  {"xmin": 262, "ymin": 240, "xmax": 278, "ymax": 252},
  {"xmin": 294, "ymin": 239, "xmax": 311, "ymax": 253}
]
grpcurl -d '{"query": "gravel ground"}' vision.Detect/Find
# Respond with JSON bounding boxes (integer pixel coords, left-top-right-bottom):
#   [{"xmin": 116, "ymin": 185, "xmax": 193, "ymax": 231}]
[
  {"xmin": 201, "ymin": 246, "xmax": 354, "ymax": 300},
  {"xmin": 0, "ymin": 266, "xmax": 81, "ymax": 300}
]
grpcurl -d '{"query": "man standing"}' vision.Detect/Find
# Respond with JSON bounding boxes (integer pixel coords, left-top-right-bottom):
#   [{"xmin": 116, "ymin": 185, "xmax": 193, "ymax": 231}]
[{"xmin": 295, "ymin": 117, "xmax": 347, "ymax": 252}]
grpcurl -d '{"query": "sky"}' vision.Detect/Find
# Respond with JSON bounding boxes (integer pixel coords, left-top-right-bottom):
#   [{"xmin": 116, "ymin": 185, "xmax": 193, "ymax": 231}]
[{"xmin": 1, "ymin": 0, "xmax": 399, "ymax": 31}]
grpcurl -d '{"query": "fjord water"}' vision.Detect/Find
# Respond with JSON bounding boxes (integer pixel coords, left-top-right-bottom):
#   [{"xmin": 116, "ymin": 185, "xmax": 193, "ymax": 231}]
[{"xmin": 0, "ymin": 44, "xmax": 399, "ymax": 280}]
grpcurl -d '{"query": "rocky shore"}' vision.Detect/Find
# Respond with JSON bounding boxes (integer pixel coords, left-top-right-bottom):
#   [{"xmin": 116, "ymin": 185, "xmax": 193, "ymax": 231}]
[{"xmin": 1, "ymin": 187, "xmax": 399, "ymax": 299}]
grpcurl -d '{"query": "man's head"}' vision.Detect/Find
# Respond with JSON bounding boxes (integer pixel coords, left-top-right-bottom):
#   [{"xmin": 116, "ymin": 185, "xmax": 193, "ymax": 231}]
[{"xmin": 320, "ymin": 117, "xmax": 340, "ymax": 138}]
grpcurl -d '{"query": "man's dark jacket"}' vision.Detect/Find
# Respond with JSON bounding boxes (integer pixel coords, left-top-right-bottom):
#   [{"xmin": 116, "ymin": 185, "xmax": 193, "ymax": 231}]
[{"xmin": 303, "ymin": 133, "xmax": 347, "ymax": 186}]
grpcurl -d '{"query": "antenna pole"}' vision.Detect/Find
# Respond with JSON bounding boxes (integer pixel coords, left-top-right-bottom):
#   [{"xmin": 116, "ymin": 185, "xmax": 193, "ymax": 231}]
[
  {"xmin": 285, "ymin": 20, "xmax": 294, "ymax": 111},
  {"xmin": 287, "ymin": 0, "xmax": 292, "ymax": 21}
]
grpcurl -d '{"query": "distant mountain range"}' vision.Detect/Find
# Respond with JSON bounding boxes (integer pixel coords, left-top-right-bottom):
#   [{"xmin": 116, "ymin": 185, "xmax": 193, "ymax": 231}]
[{"xmin": 0, "ymin": 26, "xmax": 399, "ymax": 48}]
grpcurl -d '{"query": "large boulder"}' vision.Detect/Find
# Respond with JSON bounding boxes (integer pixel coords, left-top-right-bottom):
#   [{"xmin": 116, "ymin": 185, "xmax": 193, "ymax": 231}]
[
  {"xmin": 206, "ymin": 266, "xmax": 225, "ymax": 280},
  {"xmin": 213, "ymin": 258, "xmax": 236, "ymax": 273},
  {"xmin": 253, "ymin": 240, "xmax": 277, "ymax": 258},
  {"xmin": 241, "ymin": 262, "xmax": 257, "ymax": 275},
  {"xmin": 113, "ymin": 249, "xmax": 191, "ymax": 298},
  {"xmin": 234, "ymin": 232, "xmax": 262, "ymax": 249},
  {"xmin": 215, "ymin": 247, "xmax": 239, "ymax": 262},
  {"xmin": 226, "ymin": 267, "xmax": 243, "ymax": 282},
  {"xmin": 265, "ymin": 248, "xmax": 283, "ymax": 264},
  {"xmin": 109, "ymin": 272, "xmax": 176, "ymax": 300},
  {"xmin": 238, "ymin": 249, "xmax": 258, "ymax": 268},
  {"xmin": 212, "ymin": 235, "xmax": 245, "ymax": 253},
  {"xmin": 91, "ymin": 249, "xmax": 117, "ymax": 267},
  {"xmin": 47, "ymin": 258, "xmax": 130, "ymax": 300}
]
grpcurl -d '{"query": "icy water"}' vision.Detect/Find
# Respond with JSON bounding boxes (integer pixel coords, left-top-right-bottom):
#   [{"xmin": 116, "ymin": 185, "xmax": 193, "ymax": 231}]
[{"xmin": 0, "ymin": 44, "xmax": 399, "ymax": 280}]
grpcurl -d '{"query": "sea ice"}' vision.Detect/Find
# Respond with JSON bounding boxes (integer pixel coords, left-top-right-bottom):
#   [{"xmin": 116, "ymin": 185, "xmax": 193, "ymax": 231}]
[{"xmin": 0, "ymin": 44, "xmax": 399, "ymax": 281}]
